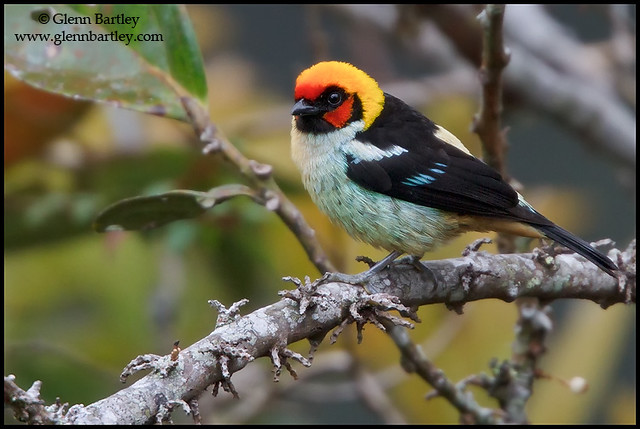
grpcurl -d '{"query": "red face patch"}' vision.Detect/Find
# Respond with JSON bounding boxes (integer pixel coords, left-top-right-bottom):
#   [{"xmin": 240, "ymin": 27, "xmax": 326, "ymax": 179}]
[
  {"xmin": 322, "ymin": 95, "xmax": 354, "ymax": 129},
  {"xmin": 294, "ymin": 82, "xmax": 327, "ymax": 101}
]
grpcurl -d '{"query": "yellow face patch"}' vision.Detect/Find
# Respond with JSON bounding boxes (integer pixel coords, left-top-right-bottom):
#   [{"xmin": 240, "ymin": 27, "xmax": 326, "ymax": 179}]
[{"xmin": 294, "ymin": 61, "xmax": 385, "ymax": 130}]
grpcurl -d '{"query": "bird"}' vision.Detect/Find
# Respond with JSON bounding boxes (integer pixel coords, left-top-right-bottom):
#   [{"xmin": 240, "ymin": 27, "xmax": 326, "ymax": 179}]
[{"xmin": 289, "ymin": 60, "xmax": 618, "ymax": 281}]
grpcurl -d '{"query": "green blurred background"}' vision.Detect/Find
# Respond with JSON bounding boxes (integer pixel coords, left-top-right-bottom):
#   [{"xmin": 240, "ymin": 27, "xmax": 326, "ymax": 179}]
[{"xmin": 4, "ymin": 4, "xmax": 635, "ymax": 424}]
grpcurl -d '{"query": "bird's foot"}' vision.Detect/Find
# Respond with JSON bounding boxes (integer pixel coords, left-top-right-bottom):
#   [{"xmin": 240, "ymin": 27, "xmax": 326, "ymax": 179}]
[
  {"xmin": 322, "ymin": 250, "xmax": 403, "ymax": 286},
  {"xmin": 394, "ymin": 254, "xmax": 424, "ymax": 272}
]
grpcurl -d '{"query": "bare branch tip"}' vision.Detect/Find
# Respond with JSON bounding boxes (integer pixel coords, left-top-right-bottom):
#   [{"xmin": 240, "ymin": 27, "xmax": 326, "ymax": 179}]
[
  {"xmin": 249, "ymin": 159, "xmax": 274, "ymax": 179},
  {"xmin": 210, "ymin": 298, "xmax": 249, "ymax": 327}
]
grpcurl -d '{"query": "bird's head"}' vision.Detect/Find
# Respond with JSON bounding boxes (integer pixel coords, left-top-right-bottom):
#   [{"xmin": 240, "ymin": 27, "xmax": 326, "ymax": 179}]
[{"xmin": 291, "ymin": 61, "xmax": 385, "ymax": 134}]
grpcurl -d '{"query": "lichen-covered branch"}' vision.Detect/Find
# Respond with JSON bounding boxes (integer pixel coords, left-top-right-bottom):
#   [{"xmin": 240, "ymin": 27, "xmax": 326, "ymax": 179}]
[
  {"xmin": 363, "ymin": 240, "xmax": 635, "ymax": 309},
  {"xmin": 4, "ymin": 376, "xmax": 63, "ymax": 425},
  {"xmin": 4, "ymin": 240, "xmax": 634, "ymax": 424}
]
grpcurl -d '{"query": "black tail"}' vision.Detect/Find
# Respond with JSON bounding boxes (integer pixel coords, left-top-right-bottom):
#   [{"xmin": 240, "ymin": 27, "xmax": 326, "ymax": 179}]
[{"xmin": 534, "ymin": 223, "xmax": 618, "ymax": 277}]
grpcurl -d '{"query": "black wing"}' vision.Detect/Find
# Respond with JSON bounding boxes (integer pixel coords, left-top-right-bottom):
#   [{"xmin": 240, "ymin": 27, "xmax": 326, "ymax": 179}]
[
  {"xmin": 346, "ymin": 94, "xmax": 618, "ymax": 276},
  {"xmin": 347, "ymin": 94, "xmax": 522, "ymax": 219}
]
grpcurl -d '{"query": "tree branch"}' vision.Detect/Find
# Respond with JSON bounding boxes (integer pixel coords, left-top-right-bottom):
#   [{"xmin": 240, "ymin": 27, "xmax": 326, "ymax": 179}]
[{"xmin": 5, "ymin": 240, "xmax": 634, "ymax": 424}]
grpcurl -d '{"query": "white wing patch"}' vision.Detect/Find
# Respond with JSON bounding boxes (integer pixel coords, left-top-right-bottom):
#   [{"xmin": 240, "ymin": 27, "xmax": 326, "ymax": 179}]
[{"xmin": 346, "ymin": 140, "xmax": 408, "ymax": 164}]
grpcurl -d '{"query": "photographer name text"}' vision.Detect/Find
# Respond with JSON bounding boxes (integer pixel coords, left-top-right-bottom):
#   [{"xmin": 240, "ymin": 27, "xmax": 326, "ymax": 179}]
[{"xmin": 51, "ymin": 13, "xmax": 140, "ymax": 29}]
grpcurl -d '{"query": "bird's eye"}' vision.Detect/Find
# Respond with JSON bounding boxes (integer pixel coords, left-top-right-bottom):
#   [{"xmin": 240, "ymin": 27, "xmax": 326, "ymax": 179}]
[{"xmin": 327, "ymin": 91, "xmax": 342, "ymax": 106}]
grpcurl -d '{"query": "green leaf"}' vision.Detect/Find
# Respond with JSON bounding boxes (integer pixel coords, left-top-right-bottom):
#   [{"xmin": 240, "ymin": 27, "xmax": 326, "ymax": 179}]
[
  {"xmin": 93, "ymin": 190, "xmax": 210, "ymax": 232},
  {"xmin": 148, "ymin": 5, "xmax": 208, "ymax": 102},
  {"xmin": 4, "ymin": 4, "xmax": 208, "ymax": 121},
  {"xmin": 93, "ymin": 185, "xmax": 258, "ymax": 232}
]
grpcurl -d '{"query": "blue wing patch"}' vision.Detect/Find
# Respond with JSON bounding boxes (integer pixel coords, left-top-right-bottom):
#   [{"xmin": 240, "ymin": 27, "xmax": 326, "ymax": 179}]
[{"xmin": 403, "ymin": 173, "xmax": 437, "ymax": 186}]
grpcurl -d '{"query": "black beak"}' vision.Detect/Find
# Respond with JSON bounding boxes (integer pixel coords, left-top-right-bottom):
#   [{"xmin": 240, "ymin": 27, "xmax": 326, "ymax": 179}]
[{"xmin": 291, "ymin": 98, "xmax": 324, "ymax": 116}]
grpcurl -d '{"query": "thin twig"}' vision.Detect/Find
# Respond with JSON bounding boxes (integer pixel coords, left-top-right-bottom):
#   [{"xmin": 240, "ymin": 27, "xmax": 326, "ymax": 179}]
[
  {"xmin": 381, "ymin": 322, "xmax": 499, "ymax": 424},
  {"xmin": 472, "ymin": 4, "xmax": 510, "ymax": 178}
]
